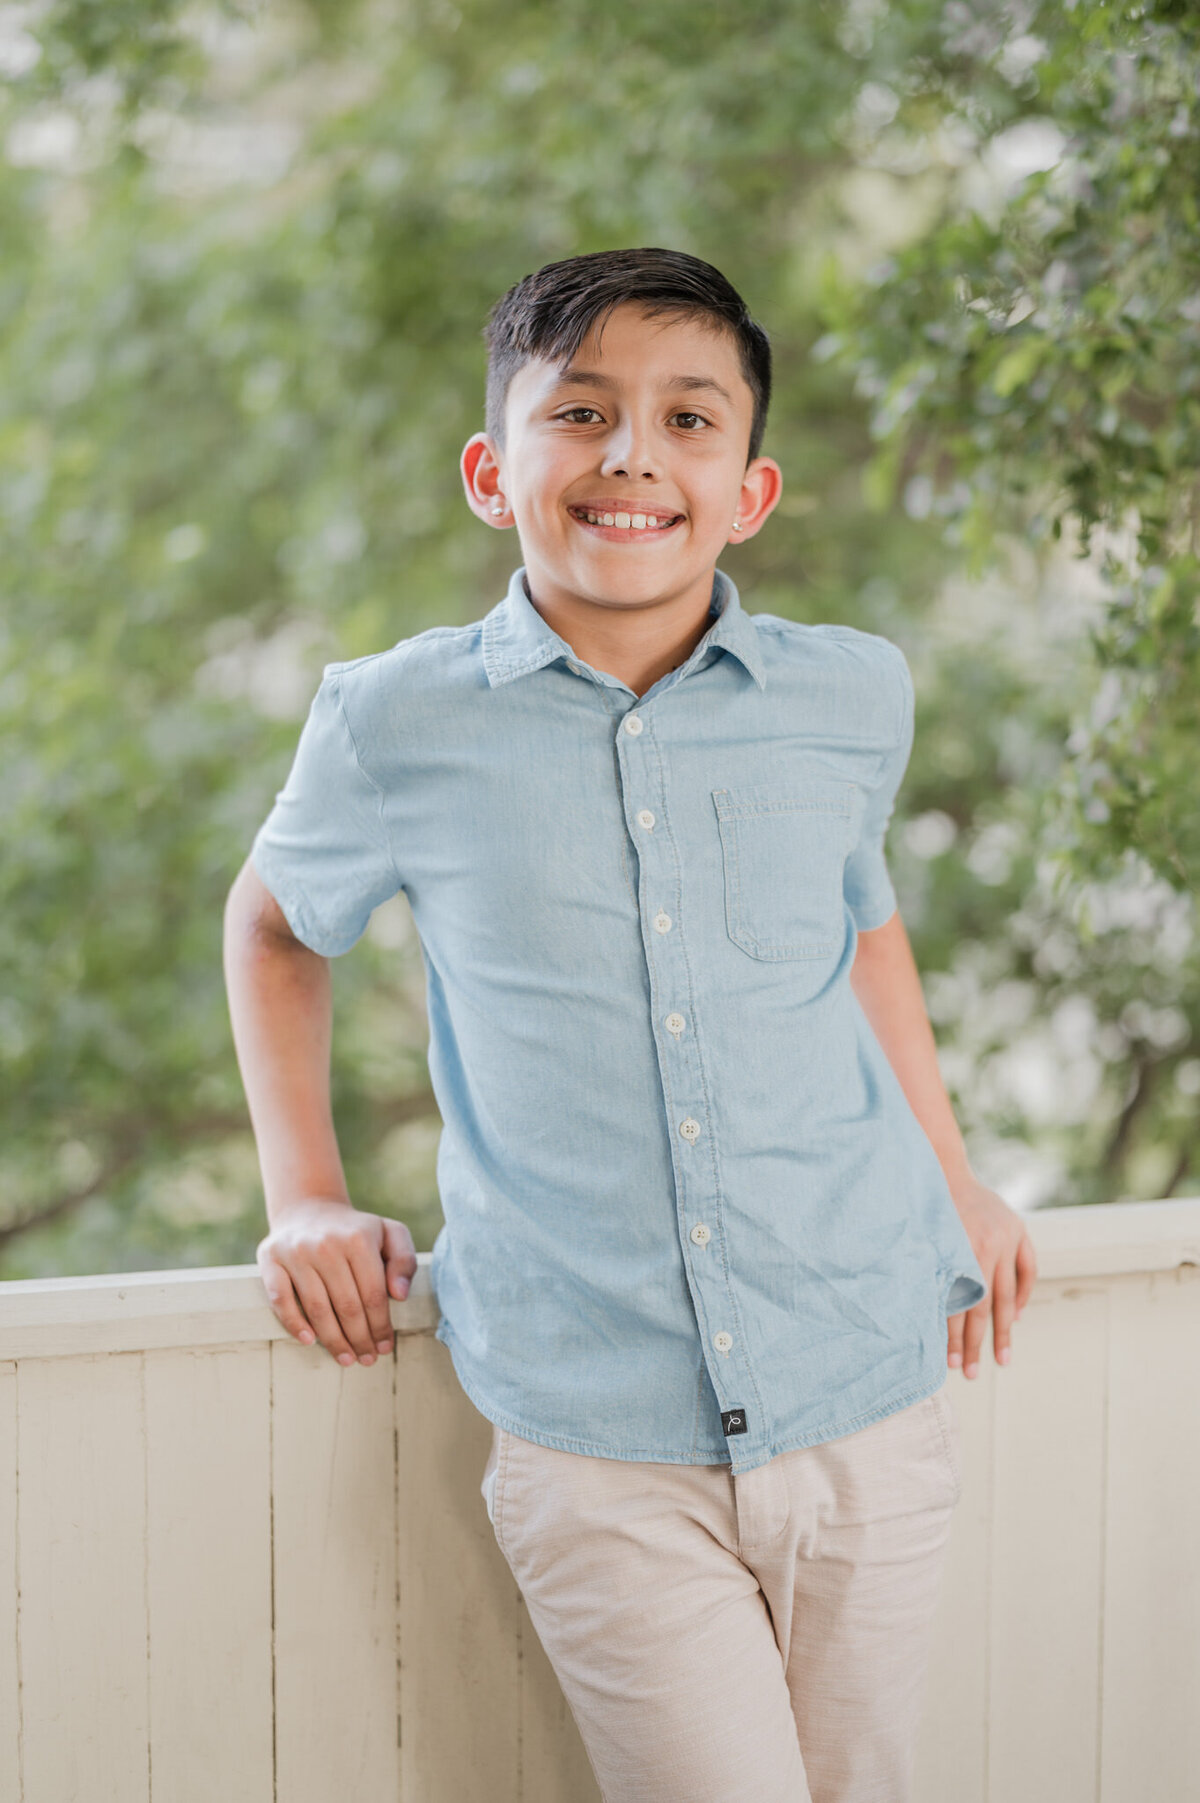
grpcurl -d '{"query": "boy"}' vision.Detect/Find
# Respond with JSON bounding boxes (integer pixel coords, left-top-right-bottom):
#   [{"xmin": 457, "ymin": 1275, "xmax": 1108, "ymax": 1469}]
[{"xmin": 224, "ymin": 248, "xmax": 1036, "ymax": 1803}]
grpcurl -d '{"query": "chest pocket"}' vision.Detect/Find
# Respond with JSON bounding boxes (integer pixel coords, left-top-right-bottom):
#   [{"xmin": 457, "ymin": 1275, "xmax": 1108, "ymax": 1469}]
[{"xmin": 712, "ymin": 781, "xmax": 856, "ymax": 963}]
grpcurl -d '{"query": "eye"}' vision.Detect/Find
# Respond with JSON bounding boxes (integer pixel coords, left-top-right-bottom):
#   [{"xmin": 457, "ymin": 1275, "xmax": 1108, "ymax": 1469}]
[
  {"xmin": 556, "ymin": 407, "xmax": 603, "ymax": 423},
  {"xmin": 671, "ymin": 411, "xmax": 710, "ymax": 431}
]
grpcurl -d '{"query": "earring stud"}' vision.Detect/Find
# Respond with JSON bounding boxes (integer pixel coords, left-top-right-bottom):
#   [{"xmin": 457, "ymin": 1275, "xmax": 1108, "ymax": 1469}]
[
  {"xmin": 491, "ymin": 501, "xmax": 505, "ymax": 516},
  {"xmin": 732, "ymin": 520, "xmax": 743, "ymax": 531}
]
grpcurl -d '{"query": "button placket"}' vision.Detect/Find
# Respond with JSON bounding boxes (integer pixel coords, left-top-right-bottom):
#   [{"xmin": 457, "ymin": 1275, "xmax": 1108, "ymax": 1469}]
[{"xmin": 614, "ymin": 704, "xmax": 757, "ymax": 1448}]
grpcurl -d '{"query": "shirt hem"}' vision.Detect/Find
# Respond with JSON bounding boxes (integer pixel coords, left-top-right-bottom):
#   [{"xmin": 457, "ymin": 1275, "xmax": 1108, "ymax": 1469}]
[
  {"xmin": 249, "ymin": 840, "xmax": 355, "ymax": 958},
  {"xmin": 436, "ymin": 1315, "xmax": 956, "ymax": 1475},
  {"xmin": 734, "ymin": 1360, "xmax": 950, "ymax": 1476},
  {"xmin": 435, "ymin": 1319, "xmax": 731, "ymax": 1462}
]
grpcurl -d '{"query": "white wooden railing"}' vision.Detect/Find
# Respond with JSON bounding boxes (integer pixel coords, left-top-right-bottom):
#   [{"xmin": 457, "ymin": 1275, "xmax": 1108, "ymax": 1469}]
[{"xmin": 1, "ymin": 1197, "xmax": 1198, "ymax": 1802}]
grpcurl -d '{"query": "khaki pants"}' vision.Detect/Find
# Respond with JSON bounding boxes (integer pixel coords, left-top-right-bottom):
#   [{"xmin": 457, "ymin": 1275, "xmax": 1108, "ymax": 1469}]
[{"xmin": 480, "ymin": 1384, "xmax": 962, "ymax": 1803}]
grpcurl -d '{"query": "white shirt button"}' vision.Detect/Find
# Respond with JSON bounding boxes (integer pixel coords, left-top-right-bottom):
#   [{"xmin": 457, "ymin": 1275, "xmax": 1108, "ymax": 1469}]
[
  {"xmin": 636, "ymin": 809, "xmax": 656, "ymax": 830},
  {"xmin": 653, "ymin": 910, "xmax": 672, "ymax": 934},
  {"xmin": 690, "ymin": 1223, "xmax": 711, "ymax": 1247},
  {"xmin": 623, "ymin": 713, "xmax": 644, "ymax": 736},
  {"xmin": 665, "ymin": 1012, "xmax": 686, "ymax": 1037},
  {"xmin": 713, "ymin": 1331, "xmax": 733, "ymax": 1354},
  {"xmin": 679, "ymin": 1117, "xmax": 701, "ymax": 1144},
  {"xmin": 568, "ymin": 662, "xmax": 582, "ymax": 675}
]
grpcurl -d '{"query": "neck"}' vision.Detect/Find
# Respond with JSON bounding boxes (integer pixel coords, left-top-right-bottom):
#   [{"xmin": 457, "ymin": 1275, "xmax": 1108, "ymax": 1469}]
[{"xmin": 524, "ymin": 571, "xmax": 719, "ymax": 699}]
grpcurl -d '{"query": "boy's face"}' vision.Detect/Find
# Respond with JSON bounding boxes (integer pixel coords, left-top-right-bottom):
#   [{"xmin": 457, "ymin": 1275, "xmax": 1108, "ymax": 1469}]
[{"xmin": 461, "ymin": 302, "xmax": 782, "ymax": 618}]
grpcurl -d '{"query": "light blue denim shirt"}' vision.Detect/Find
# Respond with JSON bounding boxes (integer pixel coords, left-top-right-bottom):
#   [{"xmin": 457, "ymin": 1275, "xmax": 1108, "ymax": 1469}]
[{"xmin": 251, "ymin": 565, "xmax": 987, "ymax": 1475}]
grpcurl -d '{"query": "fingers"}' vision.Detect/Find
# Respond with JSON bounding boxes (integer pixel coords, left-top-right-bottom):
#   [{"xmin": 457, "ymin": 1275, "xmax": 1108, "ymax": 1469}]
[
  {"xmin": 1015, "ymin": 1229, "xmax": 1038, "ymax": 1311},
  {"xmin": 947, "ymin": 1221, "xmax": 1039, "ymax": 1382},
  {"xmin": 990, "ymin": 1253, "xmax": 1017, "ymax": 1368},
  {"xmin": 946, "ymin": 1311, "xmax": 964, "ymax": 1371},
  {"xmin": 291, "ymin": 1248, "xmax": 383, "ymax": 1366},
  {"xmin": 344, "ymin": 1230, "xmax": 402, "ymax": 1357},
  {"xmin": 951, "ymin": 1298, "xmax": 987, "ymax": 1377},
  {"xmin": 258, "ymin": 1209, "xmax": 418, "ymax": 1367},
  {"xmin": 381, "ymin": 1216, "xmax": 419, "ymax": 1302},
  {"xmin": 257, "ymin": 1248, "xmax": 317, "ymax": 1347}
]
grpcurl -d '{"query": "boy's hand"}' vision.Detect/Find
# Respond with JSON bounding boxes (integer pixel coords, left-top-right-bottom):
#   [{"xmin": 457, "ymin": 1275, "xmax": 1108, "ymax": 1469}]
[
  {"xmin": 257, "ymin": 1198, "xmax": 418, "ymax": 1366},
  {"xmin": 945, "ymin": 1171, "xmax": 1038, "ymax": 1380}
]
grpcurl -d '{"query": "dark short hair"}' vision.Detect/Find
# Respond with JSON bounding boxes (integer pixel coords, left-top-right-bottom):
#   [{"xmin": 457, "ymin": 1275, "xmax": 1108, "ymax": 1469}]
[{"xmin": 483, "ymin": 248, "xmax": 772, "ymax": 464}]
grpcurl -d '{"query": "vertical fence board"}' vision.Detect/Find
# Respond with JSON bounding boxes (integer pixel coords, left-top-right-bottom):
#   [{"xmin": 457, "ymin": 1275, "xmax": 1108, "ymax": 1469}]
[
  {"xmin": 271, "ymin": 1339, "xmax": 399, "ymax": 1802},
  {"xmin": 989, "ymin": 1282, "xmax": 1108, "ymax": 1803},
  {"xmin": 1102, "ymin": 1268, "xmax": 1200, "ymax": 1803},
  {"xmin": 913, "ymin": 1365, "xmax": 992, "ymax": 1803},
  {"xmin": 18, "ymin": 1353, "xmax": 149, "ymax": 1803},
  {"xmin": 145, "ymin": 1344, "xmax": 274, "ymax": 1801},
  {"xmin": 395, "ymin": 1334, "xmax": 522, "ymax": 1802},
  {"xmin": 0, "ymin": 1365, "xmax": 19, "ymax": 1801}
]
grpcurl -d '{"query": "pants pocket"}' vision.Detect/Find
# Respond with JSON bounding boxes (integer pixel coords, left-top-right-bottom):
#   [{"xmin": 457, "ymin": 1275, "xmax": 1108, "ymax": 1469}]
[
  {"xmin": 926, "ymin": 1385, "xmax": 963, "ymax": 1502},
  {"xmin": 480, "ymin": 1423, "xmax": 502, "ymax": 1528}
]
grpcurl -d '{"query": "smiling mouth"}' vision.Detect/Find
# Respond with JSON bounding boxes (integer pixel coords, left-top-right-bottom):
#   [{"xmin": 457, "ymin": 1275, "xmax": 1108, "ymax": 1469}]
[{"xmin": 568, "ymin": 506, "xmax": 683, "ymax": 535}]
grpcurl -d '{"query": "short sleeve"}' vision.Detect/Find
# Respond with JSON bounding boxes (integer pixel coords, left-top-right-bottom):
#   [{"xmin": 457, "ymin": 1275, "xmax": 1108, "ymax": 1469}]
[
  {"xmin": 250, "ymin": 669, "xmax": 400, "ymax": 956},
  {"xmin": 842, "ymin": 642, "xmax": 914, "ymax": 932}
]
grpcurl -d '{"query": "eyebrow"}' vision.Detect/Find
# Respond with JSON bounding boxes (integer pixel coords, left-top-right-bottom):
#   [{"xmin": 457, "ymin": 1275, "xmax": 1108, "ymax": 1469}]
[{"xmin": 550, "ymin": 368, "xmax": 735, "ymax": 405}]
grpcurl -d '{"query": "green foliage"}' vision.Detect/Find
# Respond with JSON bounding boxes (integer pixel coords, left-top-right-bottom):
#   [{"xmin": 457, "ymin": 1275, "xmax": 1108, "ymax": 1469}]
[
  {"xmin": 1, "ymin": 0, "xmax": 1197, "ymax": 1279},
  {"xmin": 817, "ymin": 0, "xmax": 1200, "ymax": 896}
]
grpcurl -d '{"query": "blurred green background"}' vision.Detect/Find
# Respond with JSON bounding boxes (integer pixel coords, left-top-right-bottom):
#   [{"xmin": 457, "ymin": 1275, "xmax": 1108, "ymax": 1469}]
[{"xmin": 2, "ymin": 0, "xmax": 1197, "ymax": 1279}]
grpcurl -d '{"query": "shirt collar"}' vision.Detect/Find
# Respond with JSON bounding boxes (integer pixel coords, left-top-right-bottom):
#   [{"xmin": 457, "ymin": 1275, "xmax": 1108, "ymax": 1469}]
[{"xmin": 481, "ymin": 566, "xmax": 766, "ymax": 692}]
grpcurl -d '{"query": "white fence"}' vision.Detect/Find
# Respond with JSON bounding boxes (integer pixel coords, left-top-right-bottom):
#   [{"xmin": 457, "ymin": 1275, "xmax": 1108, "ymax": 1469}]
[{"xmin": 1, "ymin": 1197, "xmax": 1198, "ymax": 1802}]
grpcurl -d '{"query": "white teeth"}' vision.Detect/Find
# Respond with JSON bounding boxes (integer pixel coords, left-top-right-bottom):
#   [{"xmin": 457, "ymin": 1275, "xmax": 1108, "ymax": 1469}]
[{"xmin": 575, "ymin": 508, "xmax": 672, "ymax": 530}]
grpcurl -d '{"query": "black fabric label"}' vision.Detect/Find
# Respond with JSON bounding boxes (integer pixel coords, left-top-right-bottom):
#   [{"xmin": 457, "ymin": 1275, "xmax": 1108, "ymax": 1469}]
[{"xmin": 721, "ymin": 1408, "xmax": 748, "ymax": 1436}]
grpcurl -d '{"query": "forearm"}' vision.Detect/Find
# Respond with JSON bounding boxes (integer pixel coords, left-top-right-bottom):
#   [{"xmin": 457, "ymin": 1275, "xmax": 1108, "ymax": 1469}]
[
  {"xmin": 223, "ymin": 861, "xmax": 351, "ymax": 1225},
  {"xmin": 848, "ymin": 909, "xmax": 972, "ymax": 1188}
]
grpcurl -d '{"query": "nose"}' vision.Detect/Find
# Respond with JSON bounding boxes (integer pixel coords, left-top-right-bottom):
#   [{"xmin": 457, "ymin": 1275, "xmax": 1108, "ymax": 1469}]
[{"xmin": 600, "ymin": 412, "xmax": 661, "ymax": 482}]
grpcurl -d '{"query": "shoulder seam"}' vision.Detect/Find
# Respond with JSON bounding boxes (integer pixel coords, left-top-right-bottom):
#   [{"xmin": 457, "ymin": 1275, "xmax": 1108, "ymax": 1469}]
[{"xmin": 324, "ymin": 620, "xmax": 479, "ymax": 679}]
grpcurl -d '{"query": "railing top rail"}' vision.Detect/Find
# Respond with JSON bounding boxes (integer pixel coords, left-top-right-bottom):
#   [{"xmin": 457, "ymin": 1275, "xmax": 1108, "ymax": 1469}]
[{"xmin": 0, "ymin": 1197, "xmax": 1197, "ymax": 1360}]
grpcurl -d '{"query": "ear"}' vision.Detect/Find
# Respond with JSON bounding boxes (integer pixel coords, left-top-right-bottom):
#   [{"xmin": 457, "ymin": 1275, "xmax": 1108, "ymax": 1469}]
[
  {"xmin": 727, "ymin": 455, "xmax": 783, "ymax": 544},
  {"xmin": 461, "ymin": 433, "xmax": 513, "ymax": 528}
]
